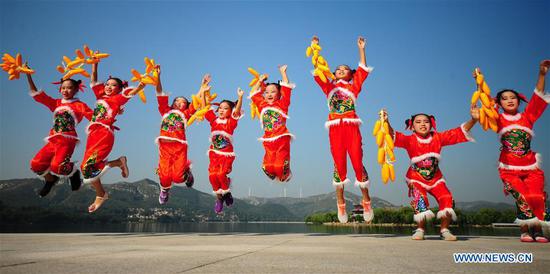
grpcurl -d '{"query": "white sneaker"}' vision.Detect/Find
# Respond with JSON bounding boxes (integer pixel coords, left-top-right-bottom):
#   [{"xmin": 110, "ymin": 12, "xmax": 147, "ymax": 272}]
[
  {"xmin": 440, "ymin": 228, "xmax": 457, "ymax": 241},
  {"xmin": 412, "ymin": 228, "xmax": 425, "ymax": 240},
  {"xmin": 337, "ymin": 202, "xmax": 348, "ymax": 223},
  {"xmin": 362, "ymin": 200, "xmax": 374, "ymax": 223}
]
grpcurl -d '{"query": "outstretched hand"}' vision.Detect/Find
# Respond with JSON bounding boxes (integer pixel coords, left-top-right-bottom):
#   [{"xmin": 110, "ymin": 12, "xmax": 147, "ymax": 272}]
[
  {"xmin": 540, "ymin": 60, "xmax": 550, "ymax": 76},
  {"xmin": 237, "ymin": 87, "xmax": 244, "ymax": 97},
  {"xmin": 470, "ymin": 105, "xmax": 480, "ymax": 121},
  {"xmin": 279, "ymin": 65, "xmax": 287, "ymax": 74},
  {"xmin": 357, "ymin": 36, "xmax": 366, "ymax": 49}
]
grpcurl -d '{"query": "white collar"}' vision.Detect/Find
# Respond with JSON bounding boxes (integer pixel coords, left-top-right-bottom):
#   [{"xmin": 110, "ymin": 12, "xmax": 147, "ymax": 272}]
[
  {"xmin": 414, "ymin": 133, "xmax": 433, "ymax": 144},
  {"xmin": 501, "ymin": 112, "xmax": 522, "ymax": 121},
  {"xmin": 335, "ymin": 79, "xmax": 350, "ymax": 85},
  {"xmin": 61, "ymin": 98, "xmax": 79, "ymax": 104}
]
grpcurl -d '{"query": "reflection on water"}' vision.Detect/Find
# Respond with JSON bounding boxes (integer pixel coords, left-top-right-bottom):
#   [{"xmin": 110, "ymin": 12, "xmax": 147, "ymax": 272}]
[{"xmin": 0, "ymin": 222, "xmax": 520, "ymax": 236}]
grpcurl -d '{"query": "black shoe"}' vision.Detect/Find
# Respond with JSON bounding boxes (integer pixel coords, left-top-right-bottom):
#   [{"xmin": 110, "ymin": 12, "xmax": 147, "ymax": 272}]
[
  {"xmin": 224, "ymin": 192, "xmax": 234, "ymax": 207},
  {"xmin": 185, "ymin": 170, "xmax": 194, "ymax": 188},
  {"xmin": 69, "ymin": 170, "xmax": 83, "ymax": 191},
  {"xmin": 39, "ymin": 176, "xmax": 59, "ymax": 197}
]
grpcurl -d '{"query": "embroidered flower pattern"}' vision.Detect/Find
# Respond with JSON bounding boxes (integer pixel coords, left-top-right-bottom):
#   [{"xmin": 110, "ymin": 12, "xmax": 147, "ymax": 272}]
[
  {"xmin": 211, "ymin": 134, "xmax": 230, "ymax": 150},
  {"xmin": 410, "ymin": 187, "xmax": 429, "ymax": 214},
  {"xmin": 262, "ymin": 165, "xmax": 276, "ymax": 180},
  {"xmin": 161, "ymin": 113, "xmax": 185, "ymax": 132},
  {"xmin": 333, "ymin": 164, "xmax": 342, "ymax": 183},
  {"xmin": 92, "ymin": 103, "xmax": 109, "ymax": 122},
  {"xmin": 329, "ymin": 91, "xmax": 355, "ymax": 114},
  {"xmin": 82, "ymin": 152, "xmax": 101, "ymax": 179},
  {"xmin": 58, "ymin": 155, "xmax": 73, "ymax": 175},
  {"xmin": 412, "ymin": 157, "xmax": 439, "ymax": 180},
  {"xmin": 53, "ymin": 110, "xmax": 75, "ymax": 133},
  {"xmin": 262, "ymin": 109, "xmax": 284, "ymax": 132},
  {"xmin": 281, "ymin": 160, "xmax": 291, "ymax": 181},
  {"xmin": 504, "ymin": 182, "xmax": 534, "ymax": 220},
  {"xmin": 360, "ymin": 166, "xmax": 369, "ymax": 182},
  {"xmin": 500, "ymin": 129, "xmax": 531, "ymax": 157}
]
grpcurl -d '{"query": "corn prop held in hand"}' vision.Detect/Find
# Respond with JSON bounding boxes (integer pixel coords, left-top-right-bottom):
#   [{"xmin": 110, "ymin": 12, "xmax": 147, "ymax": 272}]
[
  {"xmin": 1, "ymin": 53, "xmax": 34, "ymax": 80},
  {"xmin": 130, "ymin": 57, "xmax": 159, "ymax": 103},
  {"xmin": 187, "ymin": 84, "xmax": 218, "ymax": 126},
  {"xmin": 471, "ymin": 68, "xmax": 498, "ymax": 132},
  {"xmin": 82, "ymin": 45, "xmax": 110, "ymax": 64},
  {"xmin": 306, "ymin": 38, "xmax": 335, "ymax": 83},
  {"xmin": 372, "ymin": 109, "xmax": 396, "ymax": 184},
  {"xmin": 56, "ymin": 53, "xmax": 89, "ymax": 80},
  {"xmin": 247, "ymin": 67, "xmax": 261, "ymax": 119}
]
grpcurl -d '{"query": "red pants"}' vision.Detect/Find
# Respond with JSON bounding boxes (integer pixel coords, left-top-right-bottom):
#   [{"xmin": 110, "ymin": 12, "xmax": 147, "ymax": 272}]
[
  {"xmin": 158, "ymin": 140, "xmax": 190, "ymax": 189},
  {"xmin": 499, "ymin": 168, "xmax": 547, "ymax": 224},
  {"xmin": 329, "ymin": 123, "xmax": 368, "ymax": 186},
  {"xmin": 262, "ymin": 136, "xmax": 291, "ymax": 181},
  {"xmin": 81, "ymin": 126, "xmax": 114, "ymax": 182},
  {"xmin": 30, "ymin": 136, "xmax": 77, "ymax": 177},
  {"xmin": 407, "ymin": 169, "xmax": 455, "ymax": 222},
  {"xmin": 208, "ymin": 151, "xmax": 235, "ymax": 194}
]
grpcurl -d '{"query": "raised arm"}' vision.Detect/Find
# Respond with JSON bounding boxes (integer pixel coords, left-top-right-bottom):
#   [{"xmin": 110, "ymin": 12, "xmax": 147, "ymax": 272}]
[
  {"xmin": 200, "ymin": 74, "xmax": 211, "ymax": 108},
  {"xmin": 26, "ymin": 70, "xmax": 38, "ymax": 93},
  {"xmin": 25, "ymin": 66, "xmax": 57, "ymax": 111},
  {"xmin": 462, "ymin": 105, "xmax": 480, "ymax": 132},
  {"xmin": 525, "ymin": 60, "xmax": 550, "ymax": 123},
  {"xmin": 234, "ymin": 88, "xmax": 244, "ymax": 116},
  {"xmin": 280, "ymin": 65, "xmax": 289, "ymax": 83},
  {"xmin": 535, "ymin": 60, "xmax": 549, "ymax": 92},
  {"xmin": 90, "ymin": 57, "xmax": 98, "ymax": 85},
  {"xmin": 358, "ymin": 36, "xmax": 366, "ymax": 67},
  {"xmin": 155, "ymin": 65, "xmax": 163, "ymax": 94}
]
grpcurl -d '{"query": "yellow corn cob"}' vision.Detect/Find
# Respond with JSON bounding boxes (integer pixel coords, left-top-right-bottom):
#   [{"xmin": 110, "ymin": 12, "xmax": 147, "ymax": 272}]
[
  {"xmin": 389, "ymin": 164, "xmax": 396, "ymax": 181},
  {"xmin": 381, "ymin": 163, "xmax": 390, "ymax": 183},
  {"xmin": 376, "ymin": 131, "xmax": 384, "ymax": 147},
  {"xmin": 377, "ymin": 147, "xmax": 385, "ymax": 165},
  {"xmin": 372, "ymin": 120, "xmax": 381, "ymax": 136},
  {"xmin": 384, "ymin": 134, "xmax": 394, "ymax": 150}
]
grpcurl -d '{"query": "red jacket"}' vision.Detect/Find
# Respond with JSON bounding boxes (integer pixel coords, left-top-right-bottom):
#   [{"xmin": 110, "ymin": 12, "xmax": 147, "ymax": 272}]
[
  {"xmin": 249, "ymin": 81, "xmax": 295, "ymax": 142},
  {"xmin": 87, "ymin": 82, "xmax": 135, "ymax": 133},
  {"xmin": 155, "ymin": 94, "xmax": 196, "ymax": 145},
  {"xmin": 205, "ymin": 109, "xmax": 243, "ymax": 156},
  {"xmin": 313, "ymin": 63, "xmax": 372, "ymax": 129},
  {"xmin": 31, "ymin": 90, "xmax": 92, "ymax": 142},
  {"xmin": 496, "ymin": 89, "xmax": 548, "ymax": 170}
]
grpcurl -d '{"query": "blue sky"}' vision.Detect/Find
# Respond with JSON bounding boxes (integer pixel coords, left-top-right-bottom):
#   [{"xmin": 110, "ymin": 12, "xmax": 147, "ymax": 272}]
[{"xmin": 1, "ymin": 0, "xmax": 548, "ymax": 205}]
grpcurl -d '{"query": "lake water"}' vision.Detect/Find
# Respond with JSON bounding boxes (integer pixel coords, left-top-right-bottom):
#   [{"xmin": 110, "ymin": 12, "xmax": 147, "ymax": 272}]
[{"xmin": 0, "ymin": 222, "xmax": 521, "ymax": 236}]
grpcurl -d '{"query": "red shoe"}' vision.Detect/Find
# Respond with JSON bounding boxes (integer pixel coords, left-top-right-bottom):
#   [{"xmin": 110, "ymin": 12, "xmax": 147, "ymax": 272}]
[
  {"xmin": 533, "ymin": 233, "xmax": 548, "ymax": 243},
  {"xmin": 520, "ymin": 233, "xmax": 534, "ymax": 243}
]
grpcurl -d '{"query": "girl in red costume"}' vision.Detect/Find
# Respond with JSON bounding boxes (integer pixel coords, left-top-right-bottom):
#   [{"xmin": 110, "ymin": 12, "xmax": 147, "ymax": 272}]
[
  {"xmin": 385, "ymin": 108, "xmax": 478, "ymax": 241},
  {"xmin": 81, "ymin": 59, "xmax": 146, "ymax": 213},
  {"xmin": 249, "ymin": 65, "xmax": 295, "ymax": 182},
  {"xmin": 311, "ymin": 36, "xmax": 373, "ymax": 223},
  {"xmin": 479, "ymin": 60, "xmax": 549, "ymax": 243},
  {"xmin": 25, "ymin": 68, "xmax": 93, "ymax": 197},
  {"xmin": 205, "ymin": 85, "xmax": 244, "ymax": 213},
  {"xmin": 154, "ymin": 66, "xmax": 209, "ymax": 204}
]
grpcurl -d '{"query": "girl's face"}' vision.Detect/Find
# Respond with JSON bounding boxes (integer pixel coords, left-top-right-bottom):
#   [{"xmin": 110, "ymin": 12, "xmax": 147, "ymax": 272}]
[
  {"xmin": 217, "ymin": 102, "xmax": 232, "ymax": 118},
  {"xmin": 172, "ymin": 98, "xmax": 188, "ymax": 110},
  {"xmin": 335, "ymin": 65, "xmax": 352, "ymax": 81},
  {"xmin": 104, "ymin": 79, "xmax": 122, "ymax": 96},
  {"xmin": 499, "ymin": 91, "xmax": 519, "ymax": 114},
  {"xmin": 60, "ymin": 81, "xmax": 78, "ymax": 99},
  {"xmin": 264, "ymin": 84, "xmax": 280, "ymax": 104},
  {"xmin": 412, "ymin": 115, "xmax": 431, "ymax": 137}
]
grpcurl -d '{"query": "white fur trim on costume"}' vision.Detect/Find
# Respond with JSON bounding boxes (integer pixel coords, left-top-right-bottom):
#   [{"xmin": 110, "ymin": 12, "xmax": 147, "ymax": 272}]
[
  {"xmin": 335, "ymin": 79, "xmax": 349, "ymax": 85},
  {"xmin": 61, "ymin": 98, "xmax": 79, "ymax": 104},
  {"xmin": 413, "ymin": 210, "xmax": 435, "ymax": 223},
  {"xmin": 44, "ymin": 134, "xmax": 80, "ymax": 143},
  {"xmin": 358, "ymin": 63, "xmax": 374, "ymax": 73},
  {"xmin": 501, "ymin": 112, "xmax": 522, "ymax": 121},
  {"xmin": 209, "ymin": 130, "xmax": 233, "ymax": 144},
  {"xmin": 410, "ymin": 152, "xmax": 441, "ymax": 165},
  {"xmin": 215, "ymin": 118, "xmax": 227, "ymax": 124},
  {"xmin": 406, "ymin": 177, "xmax": 446, "ymax": 191},
  {"xmin": 156, "ymin": 92, "xmax": 170, "ymax": 97},
  {"xmin": 247, "ymin": 87, "xmax": 263, "ymax": 99},
  {"xmin": 514, "ymin": 217, "xmax": 541, "ymax": 227},
  {"xmin": 258, "ymin": 133, "xmax": 295, "ymax": 143},
  {"xmin": 121, "ymin": 86, "xmax": 136, "ymax": 98},
  {"xmin": 279, "ymin": 81, "xmax": 296, "ymax": 89},
  {"xmin": 498, "ymin": 153, "xmax": 542, "ymax": 171},
  {"xmin": 326, "ymin": 87, "xmax": 357, "ymax": 111},
  {"xmin": 415, "ymin": 134, "xmax": 433, "ymax": 144},
  {"xmin": 220, "ymin": 188, "xmax": 231, "ymax": 195},
  {"xmin": 231, "ymin": 109, "xmax": 245, "ymax": 120},
  {"xmin": 83, "ymin": 165, "xmax": 111, "ymax": 184},
  {"xmin": 324, "ymin": 118, "xmax": 363, "ymax": 130},
  {"xmin": 354, "ymin": 180, "xmax": 370, "ymax": 189},
  {"xmin": 460, "ymin": 122, "xmax": 476, "ymax": 143},
  {"xmin": 155, "ymin": 136, "xmax": 188, "ymax": 145},
  {"xmin": 161, "ymin": 109, "xmax": 187, "ymax": 128},
  {"xmin": 534, "ymin": 89, "xmax": 550, "ymax": 103},
  {"xmin": 437, "ymin": 208, "xmax": 457, "ymax": 221},
  {"xmin": 29, "ymin": 90, "xmax": 44, "ymax": 97},
  {"xmin": 332, "ymin": 178, "xmax": 350, "ymax": 188},
  {"xmin": 50, "ymin": 164, "xmax": 78, "ymax": 178},
  {"xmin": 207, "ymin": 149, "xmax": 236, "ymax": 157},
  {"xmin": 86, "ymin": 122, "xmax": 114, "ymax": 135},
  {"xmin": 497, "ymin": 124, "xmax": 534, "ymax": 137},
  {"xmin": 213, "ymin": 189, "xmax": 224, "ymax": 195},
  {"xmin": 36, "ymin": 169, "xmax": 50, "ymax": 178}
]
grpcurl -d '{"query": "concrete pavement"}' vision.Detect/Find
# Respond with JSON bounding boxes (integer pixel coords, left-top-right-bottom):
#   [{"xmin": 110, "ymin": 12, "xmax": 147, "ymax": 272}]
[{"xmin": 1, "ymin": 233, "xmax": 548, "ymax": 273}]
